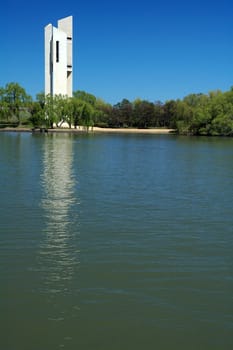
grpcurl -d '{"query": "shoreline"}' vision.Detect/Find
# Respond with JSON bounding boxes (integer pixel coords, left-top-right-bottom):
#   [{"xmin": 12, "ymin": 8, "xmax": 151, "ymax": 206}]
[
  {"xmin": 0, "ymin": 127, "xmax": 175, "ymax": 134},
  {"xmin": 92, "ymin": 127, "xmax": 175, "ymax": 134}
]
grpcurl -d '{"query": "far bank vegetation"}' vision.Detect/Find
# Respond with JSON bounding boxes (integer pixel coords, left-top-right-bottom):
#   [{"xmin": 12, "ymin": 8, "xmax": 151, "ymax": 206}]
[{"xmin": 0, "ymin": 82, "xmax": 233, "ymax": 136}]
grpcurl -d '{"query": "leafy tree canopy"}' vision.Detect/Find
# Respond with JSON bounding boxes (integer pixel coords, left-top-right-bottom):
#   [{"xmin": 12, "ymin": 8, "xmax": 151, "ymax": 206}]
[{"xmin": 1, "ymin": 82, "xmax": 233, "ymax": 136}]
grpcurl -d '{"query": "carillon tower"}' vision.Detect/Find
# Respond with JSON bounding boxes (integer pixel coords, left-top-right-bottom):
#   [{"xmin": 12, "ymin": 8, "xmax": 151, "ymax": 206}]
[{"xmin": 45, "ymin": 16, "xmax": 73, "ymax": 97}]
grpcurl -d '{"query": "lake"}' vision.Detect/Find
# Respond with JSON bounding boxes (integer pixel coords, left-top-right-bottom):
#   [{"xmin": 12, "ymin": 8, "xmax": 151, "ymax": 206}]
[{"xmin": 0, "ymin": 131, "xmax": 233, "ymax": 350}]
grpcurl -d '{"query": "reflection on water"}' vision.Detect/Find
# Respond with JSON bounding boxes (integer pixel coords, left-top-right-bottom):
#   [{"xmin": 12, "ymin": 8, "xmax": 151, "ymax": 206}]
[
  {"xmin": 1, "ymin": 133, "xmax": 233, "ymax": 349},
  {"xmin": 39, "ymin": 134, "xmax": 80, "ymax": 298}
]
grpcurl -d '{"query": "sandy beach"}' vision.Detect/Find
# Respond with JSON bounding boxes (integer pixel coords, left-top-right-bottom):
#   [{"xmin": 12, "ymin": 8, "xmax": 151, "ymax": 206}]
[
  {"xmin": 0, "ymin": 126, "xmax": 175, "ymax": 134},
  {"xmin": 91, "ymin": 127, "xmax": 175, "ymax": 134}
]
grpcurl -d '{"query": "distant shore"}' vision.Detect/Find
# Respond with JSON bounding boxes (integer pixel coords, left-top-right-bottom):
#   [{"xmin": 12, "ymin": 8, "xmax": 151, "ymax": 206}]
[
  {"xmin": 0, "ymin": 126, "xmax": 175, "ymax": 134},
  {"xmin": 92, "ymin": 127, "xmax": 175, "ymax": 134}
]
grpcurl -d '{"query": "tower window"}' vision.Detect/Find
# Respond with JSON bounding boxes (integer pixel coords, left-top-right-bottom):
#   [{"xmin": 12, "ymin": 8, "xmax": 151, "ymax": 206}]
[{"xmin": 56, "ymin": 41, "xmax": 59, "ymax": 62}]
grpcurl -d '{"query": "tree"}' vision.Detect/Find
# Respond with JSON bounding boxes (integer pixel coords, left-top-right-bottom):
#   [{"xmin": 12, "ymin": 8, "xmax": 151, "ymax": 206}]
[
  {"xmin": 163, "ymin": 100, "xmax": 177, "ymax": 127},
  {"xmin": 79, "ymin": 101, "xmax": 94, "ymax": 130},
  {"xmin": 153, "ymin": 101, "xmax": 164, "ymax": 127},
  {"xmin": 211, "ymin": 114, "xmax": 233, "ymax": 136},
  {"xmin": 44, "ymin": 95, "xmax": 57, "ymax": 128},
  {"xmin": 0, "ymin": 93, "xmax": 10, "ymax": 123},
  {"xmin": 73, "ymin": 90, "xmax": 97, "ymax": 106},
  {"xmin": 4, "ymin": 82, "xmax": 32, "ymax": 125},
  {"xmin": 53, "ymin": 94, "xmax": 67, "ymax": 127},
  {"xmin": 133, "ymin": 99, "xmax": 155, "ymax": 128},
  {"xmin": 94, "ymin": 99, "xmax": 112, "ymax": 127},
  {"xmin": 63, "ymin": 98, "xmax": 74, "ymax": 128},
  {"xmin": 72, "ymin": 98, "xmax": 85, "ymax": 128},
  {"xmin": 36, "ymin": 92, "xmax": 46, "ymax": 109},
  {"xmin": 111, "ymin": 99, "xmax": 133, "ymax": 127},
  {"xmin": 29, "ymin": 102, "xmax": 45, "ymax": 128}
]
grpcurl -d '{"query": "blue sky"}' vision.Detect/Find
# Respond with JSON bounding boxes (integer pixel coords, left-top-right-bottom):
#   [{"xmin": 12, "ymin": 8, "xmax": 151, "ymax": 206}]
[{"xmin": 1, "ymin": 0, "xmax": 232, "ymax": 103}]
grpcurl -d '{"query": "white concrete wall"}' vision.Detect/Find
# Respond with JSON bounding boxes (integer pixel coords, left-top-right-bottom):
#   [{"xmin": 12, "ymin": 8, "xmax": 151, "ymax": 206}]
[
  {"xmin": 52, "ymin": 27, "xmax": 67, "ymax": 96},
  {"xmin": 44, "ymin": 24, "xmax": 53, "ymax": 96},
  {"xmin": 58, "ymin": 16, "xmax": 73, "ymax": 98},
  {"xmin": 58, "ymin": 16, "xmax": 72, "ymax": 37},
  {"xmin": 44, "ymin": 16, "xmax": 73, "ymax": 97}
]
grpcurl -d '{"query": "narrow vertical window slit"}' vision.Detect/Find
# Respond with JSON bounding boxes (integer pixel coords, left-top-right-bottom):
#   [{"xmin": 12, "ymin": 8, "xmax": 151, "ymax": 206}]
[{"xmin": 56, "ymin": 41, "xmax": 59, "ymax": 62}]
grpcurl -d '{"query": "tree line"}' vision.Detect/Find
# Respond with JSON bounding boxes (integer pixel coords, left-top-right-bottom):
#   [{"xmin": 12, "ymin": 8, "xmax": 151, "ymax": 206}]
[{"xmin": 1, "ymin": 82, "xmax": 233, "ymax": 136}]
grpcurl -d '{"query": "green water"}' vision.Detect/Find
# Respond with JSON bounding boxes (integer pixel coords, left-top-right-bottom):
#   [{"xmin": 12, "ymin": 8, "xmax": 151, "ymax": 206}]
[{"xmin": 0, "ymin": 132, "xmax": 233, "ymax": 349}]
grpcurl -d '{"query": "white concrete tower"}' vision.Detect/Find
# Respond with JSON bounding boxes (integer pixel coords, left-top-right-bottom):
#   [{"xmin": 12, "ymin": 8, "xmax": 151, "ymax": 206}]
[{"xmin": 45, "ymin": 16, "xmax": 73, "ymax": 97}]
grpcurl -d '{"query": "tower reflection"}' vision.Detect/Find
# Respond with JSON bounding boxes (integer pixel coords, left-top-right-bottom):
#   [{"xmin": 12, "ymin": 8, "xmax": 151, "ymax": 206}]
[{"xmin": 39, "ymin": 134, "xmax": 80, "ymax": 296}]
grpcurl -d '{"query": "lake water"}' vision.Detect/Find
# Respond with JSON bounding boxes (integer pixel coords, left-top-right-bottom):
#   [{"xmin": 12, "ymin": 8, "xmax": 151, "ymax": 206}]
[{"xmin": 0, "ymin": 132, "xmax": 233, "ymax": 350}]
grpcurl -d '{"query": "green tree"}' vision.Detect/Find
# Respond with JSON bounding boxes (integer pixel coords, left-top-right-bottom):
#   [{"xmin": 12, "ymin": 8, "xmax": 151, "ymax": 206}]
[
  {"xmin": 133, "ymin": 99, "xmax": 155, "ymax": 128},
  {"xmin": 80, "ymin": 102, "xmax": 94, "ymax": 130},
  {"xmin": 163, "ymin": 100, "xmax": 177, "ymax": 127},
  {"xmin": 174, "ymin": 100, "xmax": 194, "ymax": 134},
  {"xmin": 211, "ymin": 114, "xmax": 233, "ymax": 136},
  {"xmin": 29, "ymin": 102, "xmax": 45, "ymax": 128},
  {"xmin": 73, "ymin": 90, "xmax": 97, "ymax": 106},
  {"xmin": 36, "ymin": 92, "xmax": 46, "ymax": 109},
  {"xmin": 63, "ymin": 98, "xmax": 74, "ymax": 128},
  {"xmin": 4, "ymin": 82, "xmax": 32, "ymax": 125},
  {"xmin": 112, "ymin": 99, "xmax": 133, "ymax": 127},
  {"xmin": 72, "ymin": 98, "xmax": 85, "ymax": 128},
  {"xmin": 53, "ymin": 95, "xmax": 67, "ymax": 127},
  {"xmin": 153, "ymin": 101, "xmax": 164, "ymax": 127},
  {"xmin": 94, "ymin": 98, "xmax": 112, "ymax": 127},
  {"xmin": 44, "ymin": 94, "xmax": 57, "ymax": 128},
  {"xmin": 0, "ymin": 88, "xmax": 10, "ymax": 123}
]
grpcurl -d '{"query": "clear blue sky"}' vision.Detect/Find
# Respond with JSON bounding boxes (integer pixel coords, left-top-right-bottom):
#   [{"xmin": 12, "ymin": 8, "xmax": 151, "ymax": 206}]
[{"xmin": 1, "ymin": 0, "xmax": 232, "ymax": 104}]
